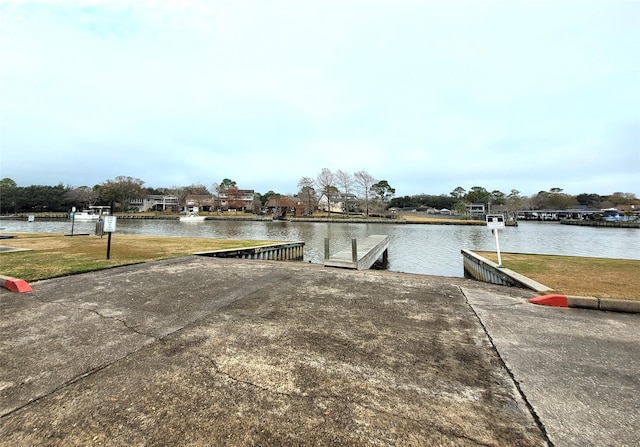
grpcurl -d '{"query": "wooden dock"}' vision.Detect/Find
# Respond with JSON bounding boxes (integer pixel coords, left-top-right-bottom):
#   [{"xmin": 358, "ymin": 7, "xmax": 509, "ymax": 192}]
[{"xmin": 324, "ymin": 235, "xmax": 390, "ymax": 270}]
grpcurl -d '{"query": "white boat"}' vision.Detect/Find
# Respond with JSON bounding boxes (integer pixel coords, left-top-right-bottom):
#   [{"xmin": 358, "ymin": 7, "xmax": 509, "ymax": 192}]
[
  {"xmin": 72, "ymin": 210, "xmax": 100, "ymax": 221},
  {"xmin": 179, "ymin": 213, "xmax": 207, "ymax": 222}
]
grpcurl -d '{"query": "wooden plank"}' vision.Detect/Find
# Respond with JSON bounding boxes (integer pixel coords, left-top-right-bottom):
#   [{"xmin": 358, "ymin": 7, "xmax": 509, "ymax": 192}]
[{"xmin": 324, "ymin": 235, "xmax": 389, "ymax": 270}]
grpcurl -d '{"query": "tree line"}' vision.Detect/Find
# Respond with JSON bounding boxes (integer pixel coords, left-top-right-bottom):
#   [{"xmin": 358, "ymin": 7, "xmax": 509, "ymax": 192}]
[
  {"xmin": 0, "ymin": 175, "xmax": 636, "ymax": 215},
  {"xmin": 390, "ymin": 187, "xmax": 638, "ymax": 214},
  {"xmin": 0, "ymin": 169, "xmax": 397, "ymax": 216},
  {"xmin": 295, "ymin": 169, "xmax": 395, "ymax": 217}
]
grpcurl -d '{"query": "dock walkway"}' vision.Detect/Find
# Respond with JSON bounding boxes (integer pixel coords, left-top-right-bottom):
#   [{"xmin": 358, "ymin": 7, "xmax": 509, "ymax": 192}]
[{"xmin": 324, "ymin": 234, "xmax": 389, "ymax": 270}]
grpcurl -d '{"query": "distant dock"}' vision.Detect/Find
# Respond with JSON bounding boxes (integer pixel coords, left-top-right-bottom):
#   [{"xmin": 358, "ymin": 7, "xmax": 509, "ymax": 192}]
[{"xmin": 560, "ymin": 219, "xmax": 639, "ymax": 229}]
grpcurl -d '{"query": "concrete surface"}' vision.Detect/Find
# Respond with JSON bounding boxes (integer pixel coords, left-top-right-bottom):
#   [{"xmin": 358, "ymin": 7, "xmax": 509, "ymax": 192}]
[
  {"xmin": 466, "ymin": 289, "xmax": 640, "ymax": 447},
  {"xmin": 0, "ymin": 257, "xmax": 637, "ymax": 446}
]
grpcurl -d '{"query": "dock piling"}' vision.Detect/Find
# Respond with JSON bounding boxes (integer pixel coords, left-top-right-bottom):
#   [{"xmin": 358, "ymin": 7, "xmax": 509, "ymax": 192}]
[{"xmin": 351, "ymin": 239, "xmax": 358, "ymax": 263}]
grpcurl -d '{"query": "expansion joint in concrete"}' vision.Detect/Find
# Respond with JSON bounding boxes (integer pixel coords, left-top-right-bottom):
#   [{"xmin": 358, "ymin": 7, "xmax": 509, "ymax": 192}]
[
  {"xmin": 1, "ymin": 361, "xmax": 113, "ymax": 420},
  {"xmin": 459, "ymin": 287, "xmax": 554, "ymax": 447}
]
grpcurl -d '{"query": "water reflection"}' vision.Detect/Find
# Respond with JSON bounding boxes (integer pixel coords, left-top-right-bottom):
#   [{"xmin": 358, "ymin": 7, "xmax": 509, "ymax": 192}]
[{"xmin": 1, "ymin": 219, "xmax": 638, "ymax": 278}]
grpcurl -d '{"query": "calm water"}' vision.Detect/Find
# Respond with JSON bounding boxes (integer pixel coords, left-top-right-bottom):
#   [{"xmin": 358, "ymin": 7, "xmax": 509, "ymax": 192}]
[{"xmin": 1, "ymin": 219, "xmax": 638, "ymax": 277}]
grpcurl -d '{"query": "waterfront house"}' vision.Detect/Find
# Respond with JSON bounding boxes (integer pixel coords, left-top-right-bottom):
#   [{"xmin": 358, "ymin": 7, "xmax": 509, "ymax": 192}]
[
  {"xmin": 217, "ymin": 189, "xmax": 254, "ymax": 212},
  {"xmin": 264, "ymin": 196, "xmax": 303, "ymax": 217},
  {"xmin": 466, "ymin": 203, "xmax": 486, "ymax": 217},
  {"xmin": 127, "ymin": 195, "xmax": 180, "ymax": 212},
  {"xmin": 142, "ymin": 195, "xmax": 180, "ymax": 212},
  {"xmin": 318, "ymin": 193, "xmax": 359, "ymax": 214},
  {"xmin": 185, "ymin": 194, "xmax": 216, "ymax": 212}
]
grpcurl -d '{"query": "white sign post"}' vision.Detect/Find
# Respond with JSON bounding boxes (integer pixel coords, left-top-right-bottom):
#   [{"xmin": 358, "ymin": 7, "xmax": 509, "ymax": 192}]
[
  {"xmin": 103, "ymin": 216, "xmax": 117, "ymax": 259},
  {"xmin": 103, "ymin": 216, "xmax": 117, "ymax": 233},
  {"xmin": 70, "ymin": 206, "xmax": 76, "ymax": 236},
  {"xmin": 486, "ymin": 214, "xmax": 505, "ymax": 267}
]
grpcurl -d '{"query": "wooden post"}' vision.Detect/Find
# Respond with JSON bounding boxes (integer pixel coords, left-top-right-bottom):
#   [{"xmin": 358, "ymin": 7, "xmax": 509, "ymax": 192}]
[
  {"xmin": 351, "ymin": 239, "xmax": 358, "ymax": 263},
  {"xmin": 324, "ymin": 238, "xmax": 330, "ymax": 260}
]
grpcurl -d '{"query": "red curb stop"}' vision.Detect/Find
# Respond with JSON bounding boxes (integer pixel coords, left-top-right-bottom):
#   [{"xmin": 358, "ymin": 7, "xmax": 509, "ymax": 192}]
[
  {"xmin": 1, "ymin": 277, "xmax": 33, "ymax": 293},
  {"xmin": 529, "ymin": 294, "xmax": 568, "ymax": 307}
]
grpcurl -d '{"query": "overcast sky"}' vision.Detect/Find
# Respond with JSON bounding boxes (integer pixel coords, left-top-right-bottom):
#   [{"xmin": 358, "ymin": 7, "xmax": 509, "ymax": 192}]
[{"xmin": 1, "ymin": 0, "xmax": 638, "ymax": 198}]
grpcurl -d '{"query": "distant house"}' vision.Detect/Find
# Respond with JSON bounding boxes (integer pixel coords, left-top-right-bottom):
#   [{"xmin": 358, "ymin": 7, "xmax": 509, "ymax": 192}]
[
  {"xmin": 264, "ymin": 196, "xmax": 303, "ymax": 217},
  {"xmin": 128, "ymin": 194, "xmax": 180, "ymax": 212},
  {"xmin": 184, "ymin": 194, "xmax": 216, "ymax": 212},
  {"xmin": 618, "ymin": 205, "xmax": 638, "ymax": 216},
  {"xmin": 466, "ymin": 203, "xmax": 486, "ymax": 217},
  {"xmin": 218, "ymin": 189, "xmax": 254, "ymax": 211},
  {"xmin": 144, "ymin": 195, "xmax": 180, "ymax": 212},
  {"xmin": 317, "ymin": 193, "xmax": 359, "ymax": 214}
]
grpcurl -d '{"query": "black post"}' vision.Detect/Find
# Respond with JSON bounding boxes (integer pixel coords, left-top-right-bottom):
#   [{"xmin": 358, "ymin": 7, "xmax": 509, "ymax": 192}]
[
  {"xmin": 106, "ymin": 201, "xmax": 114, "ymax": 260},
  {"xmin": 106, "ymin": 232, "xmax": 112, "ymax": 260}
]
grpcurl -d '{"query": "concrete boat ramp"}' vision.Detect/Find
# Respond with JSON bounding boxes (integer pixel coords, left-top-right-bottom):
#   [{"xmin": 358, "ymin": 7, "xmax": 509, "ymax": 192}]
[{"xmin": 1, "ymin": 257, "xmax": 638, "ymax": 446}]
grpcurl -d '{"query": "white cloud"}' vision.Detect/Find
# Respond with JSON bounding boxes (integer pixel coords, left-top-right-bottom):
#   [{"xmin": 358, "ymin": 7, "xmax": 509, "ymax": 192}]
[{"xmin": 0, "ymin": 0, "xmax": 638, "ymax": 197}]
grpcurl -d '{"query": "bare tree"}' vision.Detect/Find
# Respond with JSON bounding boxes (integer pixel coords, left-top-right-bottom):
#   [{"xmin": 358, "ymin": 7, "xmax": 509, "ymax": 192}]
[
  {"xmin": 335, "ymin": 170, "xmax": 353, "ymax": 194},
  {"xmin": 65, "ymin": 186, "xmax": 99, "ymax": 210},
  {"xmin": 226, "ymin": 185, "xmax": 243, "ymax": 214},
  {"xmin": 353, "ymin": 170, "xmax": 376, "ymax": 218},
  {"xmin": 297, "ymin": 176, "xmax": 317, "ymax": 216},
  {"xmin": 316, "ymin": 168, "xmax": 336, "ymax": 217},
  {"xmin": 168, "ymin": 186, "xmax": 188, "ymax": 212},
  {"xmin": 335, "ymin": 170, "xmax": 354, "ymax": 215},
  {"xmin": 187, "ymin": 183, "xmax": 210, "ymax": 195},
  {"xmin": 210, "ymin": 182, "xmax": 221, "ymax": 211}
]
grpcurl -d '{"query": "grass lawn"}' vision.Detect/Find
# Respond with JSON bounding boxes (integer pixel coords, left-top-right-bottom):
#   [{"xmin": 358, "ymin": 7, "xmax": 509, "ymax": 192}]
[
  {"xmin": 0, "ymin": 233, "xmax": 274, "ymax": 282},
  {"xmin": 475, "ymin": 251, "xmax": 639, "ymax": 300}
]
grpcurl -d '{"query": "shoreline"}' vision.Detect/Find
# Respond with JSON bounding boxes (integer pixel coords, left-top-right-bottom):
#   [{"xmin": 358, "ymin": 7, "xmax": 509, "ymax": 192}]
[
  {"xmin": 5, "ymin": 214, "xmax": 638, "ymax": 227},
  {"xmin": 1, "ymin": 213, "xmax": 489, "ymax": 225},
  {"xmin": 1, "ymin": 232, "xmax": 637, "ymax": 301}
]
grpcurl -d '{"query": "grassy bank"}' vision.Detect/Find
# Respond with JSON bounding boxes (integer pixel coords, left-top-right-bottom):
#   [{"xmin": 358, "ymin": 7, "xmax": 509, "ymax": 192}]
[
  {"xmin": 0, "ymin": 233, "xmax": 274, "ymax": 282},
  {"xmin": 475, "ymin": 251, "xmax": 639, "ymax": 300}
]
